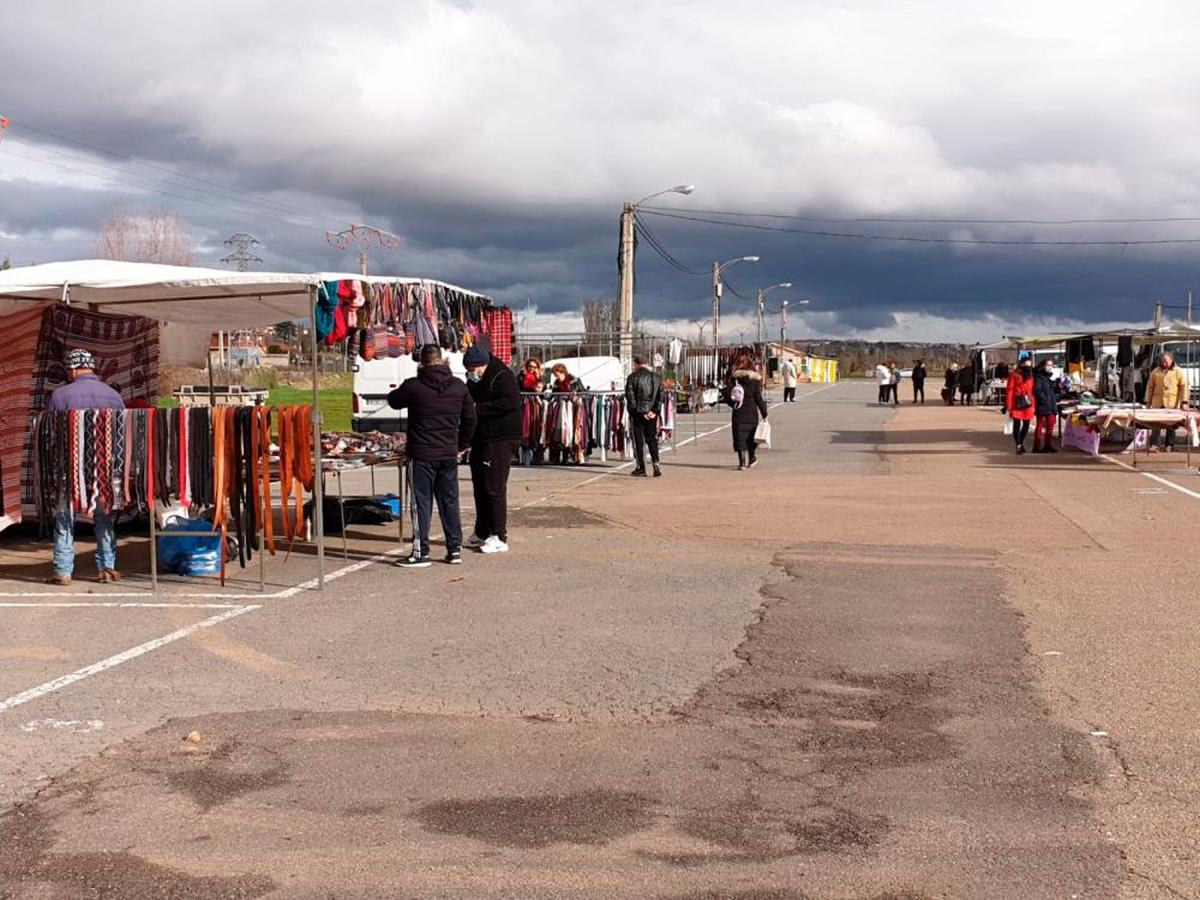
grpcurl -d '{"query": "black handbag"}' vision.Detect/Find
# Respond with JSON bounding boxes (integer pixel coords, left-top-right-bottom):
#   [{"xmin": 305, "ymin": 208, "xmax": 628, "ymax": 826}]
[{"xmin": 1015, "ymin": 394, "xmax": 1032, "ymax": 410}]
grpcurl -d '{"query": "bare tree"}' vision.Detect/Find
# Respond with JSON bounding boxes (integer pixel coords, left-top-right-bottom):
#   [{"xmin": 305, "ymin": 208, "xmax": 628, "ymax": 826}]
[
  {"xmin": 581, "ymin": 297, "xmax": 619, "ymax": 355},
  {"xmin": 95, "ymin": 205, "xmax": 194, "ymax": 265}
]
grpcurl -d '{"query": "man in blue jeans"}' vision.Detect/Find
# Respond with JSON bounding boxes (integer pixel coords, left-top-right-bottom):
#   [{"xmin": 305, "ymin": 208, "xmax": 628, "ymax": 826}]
[
  {"xmin": 46, "ymin": 348, "xmax": 126, "ymax": 585},
  {"xmin": 387, "ymin": 345, "xmax": 476, "ymax": 567}
]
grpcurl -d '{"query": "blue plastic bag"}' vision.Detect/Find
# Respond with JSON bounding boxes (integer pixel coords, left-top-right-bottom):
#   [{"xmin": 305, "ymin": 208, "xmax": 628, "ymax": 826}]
[{"xmin": 157, "ymin": 518, "xmax": 222, "ymax": 577}]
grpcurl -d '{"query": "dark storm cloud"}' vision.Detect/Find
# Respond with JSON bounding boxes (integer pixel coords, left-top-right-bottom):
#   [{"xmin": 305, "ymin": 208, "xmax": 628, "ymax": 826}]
[{"xmin": 4, "ymin": 1, "xmax": 1200, "ymax": 339}]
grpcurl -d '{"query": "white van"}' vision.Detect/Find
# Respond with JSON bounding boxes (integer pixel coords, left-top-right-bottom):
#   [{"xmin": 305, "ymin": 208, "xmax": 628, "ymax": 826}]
[
  {"xmin": 352, "ymin": 350, "xmax": 466, "ymax": 433},
  {"xmin": 540, "ymin": 356, "xmax": 625, "ymax": 392}
]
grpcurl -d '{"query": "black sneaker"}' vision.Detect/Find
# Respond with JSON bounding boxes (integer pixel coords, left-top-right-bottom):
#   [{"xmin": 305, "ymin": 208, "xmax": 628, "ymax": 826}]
[
  {"xmin": 445, "ymin": 550, "xmax": 462, "ymax": 565},
  {"xmin": 631, "ymin": 468, "xmax": 647, "ymax": 477},
  {"xmin": 652, "ymin": 464, "xmax": 662, "ymax": 477},
  {"xmin": 397, "ymin": 553, "xmax": 432, "ymax": 568}
]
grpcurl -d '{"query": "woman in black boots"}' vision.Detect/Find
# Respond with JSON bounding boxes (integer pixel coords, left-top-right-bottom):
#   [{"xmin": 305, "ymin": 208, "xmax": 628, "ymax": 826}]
[{"xmin": 725, "ymin": 354, "xmax": 769, "ymax": 470}]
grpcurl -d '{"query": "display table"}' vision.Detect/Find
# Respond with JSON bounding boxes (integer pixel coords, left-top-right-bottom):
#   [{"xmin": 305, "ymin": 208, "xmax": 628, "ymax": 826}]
[{"xmin": 320, "ymin": 452, "xmax": 407, "ymax": 560}]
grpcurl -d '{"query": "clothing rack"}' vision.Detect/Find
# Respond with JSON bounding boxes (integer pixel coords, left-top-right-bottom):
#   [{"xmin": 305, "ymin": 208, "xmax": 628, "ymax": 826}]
[
  {"xmin": 519, "ymin": 390, "xmax": 677, "ymax": 464},
  {"xmin": 31, "ymin": 405, "xmax": 317, "ymax": 591}
]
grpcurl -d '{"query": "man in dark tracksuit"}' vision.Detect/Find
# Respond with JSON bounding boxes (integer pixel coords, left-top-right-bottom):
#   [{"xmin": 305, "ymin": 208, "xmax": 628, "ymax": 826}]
[
  {"xmin": 463, "ymin": 345, "xmax": 521, "ymax": 554},
  {"xmin": 624, "ymin": 356, "xmax": 664, "ymax": 477},
  {"xmin": 387, "ymin": 345, "xmax": 476, "ymax": 567}
]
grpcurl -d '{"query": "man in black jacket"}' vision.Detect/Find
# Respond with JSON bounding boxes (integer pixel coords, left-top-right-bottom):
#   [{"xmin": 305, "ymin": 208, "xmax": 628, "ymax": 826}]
[
  {"xmin": 624, "ymin": 356, "xmax": 664, "ymax": 477},
  {"xmin": 463, "ymin": 345, "xmax": 521, "ymax": 554},
  {"xmin": 387, "ymin": 345, "xmax": 477, "ymax": 567}
]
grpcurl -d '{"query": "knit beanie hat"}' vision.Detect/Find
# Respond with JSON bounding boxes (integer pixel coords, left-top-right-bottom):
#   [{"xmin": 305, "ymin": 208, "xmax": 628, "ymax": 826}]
[
  {"xmin": 463, "ymin": 345, "xmax": 490, "ymax": 368},
  {"xmin": 65, "ymin": 348, "xmax": 97, "ymax": 370}
]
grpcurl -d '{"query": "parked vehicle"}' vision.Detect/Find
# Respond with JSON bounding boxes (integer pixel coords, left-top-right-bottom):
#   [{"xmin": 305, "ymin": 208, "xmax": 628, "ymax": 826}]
[
  {"xmin": 537, "ymin": 356, "xmax": 624, "ymax": 392},
  {"xmin": 351, "ymin": 350, "xmax": 466, "ymax": 433}
]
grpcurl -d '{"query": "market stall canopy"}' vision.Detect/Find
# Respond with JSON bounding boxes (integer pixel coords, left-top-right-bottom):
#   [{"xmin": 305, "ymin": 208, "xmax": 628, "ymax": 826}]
[{"xmin": 0, "ymin": 260, "xmax": 323, "ymax": 327}]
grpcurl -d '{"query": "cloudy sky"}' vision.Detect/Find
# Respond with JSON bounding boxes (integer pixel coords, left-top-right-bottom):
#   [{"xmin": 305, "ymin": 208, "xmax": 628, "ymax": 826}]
[{"xmin": 3, "ymin": 0, "xmax": 1200, "ymax": 340}]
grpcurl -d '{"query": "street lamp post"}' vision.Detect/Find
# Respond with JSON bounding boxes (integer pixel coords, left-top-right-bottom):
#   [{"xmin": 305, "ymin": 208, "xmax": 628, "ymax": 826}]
[
  {"xmin": 712, "ymin": 255, "xmax": 759, "ymax": 368},
  {"xmin": 618, "ymin": 184, "xmax": 695, "ymax": 372},
  {"xmin": 756, "ymin": 282, "xmax": 792, "ymax": 349}
]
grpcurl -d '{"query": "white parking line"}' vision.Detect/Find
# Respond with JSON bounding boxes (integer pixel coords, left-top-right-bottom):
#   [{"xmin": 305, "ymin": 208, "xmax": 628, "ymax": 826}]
[
  {"xmin": 1099, "ymin": 453, "xmax": 1200, "ymax": 500},
  {"xmin": 0, "ymin": 605, "xmax": 259, "ymax": 714}
]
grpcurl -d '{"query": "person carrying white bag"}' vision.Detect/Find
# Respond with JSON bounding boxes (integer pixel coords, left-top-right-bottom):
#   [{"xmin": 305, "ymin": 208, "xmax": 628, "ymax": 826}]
[{"xmin": 724, "ymin": 352, "xmax": 769, "ymax": 470}]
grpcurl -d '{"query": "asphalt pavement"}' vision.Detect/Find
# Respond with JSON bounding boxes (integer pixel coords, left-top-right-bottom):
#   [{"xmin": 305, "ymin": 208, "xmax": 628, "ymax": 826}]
[{"xmin": 1, "ymin": 381, "xmax": 1196, "ymax": 898}]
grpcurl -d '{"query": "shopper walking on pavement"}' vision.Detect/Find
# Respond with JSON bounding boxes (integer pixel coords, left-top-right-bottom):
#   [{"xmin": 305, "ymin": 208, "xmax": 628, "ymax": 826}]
[
  {"xmin": 1006, "ymin": 356, "xmax": 1036, "ymax": 455},
  {"xmin": 912, "ymin": 359, "xmax": 927, "ymax": 404},
  {"xmin": 726, "ymin": 354, "xmax": 769, "ymax": 470},
  {"xmin": 1032, "ymin": 358, "xmax": 1060, "ymax": 453},
  {"xmin": 387, "ymin": 345, "xmax": 476, "ymax": 567},
  {"xmin": 888, "ymin": 362, "xmax": 901, "ymax": 406},
  {"xmin": 45, "ymin": 349, "xmax": 126, "ymax": 585},
  {"xmin": 625, "ymin": 356, "xmax": 664, "ymax": 477},
  {"xmin": 463, "ymin": 345, "xmax": 520, "ymax": 554},
  {"xmin": 1146, "ymin": 351, "xmax": 1189, "ymax": 452},
  {"xmin": 781, "ymin": 357, "xmax": 798, "ymax": 402}
]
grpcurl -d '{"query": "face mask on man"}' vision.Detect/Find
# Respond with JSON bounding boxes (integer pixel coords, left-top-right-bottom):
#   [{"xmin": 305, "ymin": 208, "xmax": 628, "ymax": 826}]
[{"xmin": 467, "ymin": 372, "xmax": 482, "ymax": 383}]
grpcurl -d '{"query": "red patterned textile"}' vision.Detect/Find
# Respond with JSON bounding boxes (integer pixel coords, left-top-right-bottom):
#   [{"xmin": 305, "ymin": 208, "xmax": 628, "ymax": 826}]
[
  {"xmin": 5, "ymin": 304, "xmax": 159, "ymax": 527},
  {"xmin": 0, "ymin": 302, "xmax": 54, "ymax": 529},
  {"xmin": 483, "ymin": 307, "xmax": 513, "ymax": 364}
]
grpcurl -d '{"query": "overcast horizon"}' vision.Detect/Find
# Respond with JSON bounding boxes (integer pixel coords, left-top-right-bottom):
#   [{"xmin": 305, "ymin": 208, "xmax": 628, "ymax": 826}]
[{"xmin": 4, "ymin": 1, "xmax": 1200, "ymax": 342}]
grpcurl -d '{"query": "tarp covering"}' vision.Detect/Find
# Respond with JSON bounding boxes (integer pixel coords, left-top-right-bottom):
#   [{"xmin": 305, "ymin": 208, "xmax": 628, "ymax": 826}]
[{"xmin": 0, "ymin": 260, "xmax": 322, "ymax": 328}]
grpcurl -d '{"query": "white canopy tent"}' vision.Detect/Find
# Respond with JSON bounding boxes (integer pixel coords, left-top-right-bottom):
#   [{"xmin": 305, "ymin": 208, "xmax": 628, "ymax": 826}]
[
  {"xmin": 0, "ymin": 260, "xmax": 332, "ymax": 588},
  {"xmin": 0, "ymin": 259, "xmax": 324, "ymax": 327}
]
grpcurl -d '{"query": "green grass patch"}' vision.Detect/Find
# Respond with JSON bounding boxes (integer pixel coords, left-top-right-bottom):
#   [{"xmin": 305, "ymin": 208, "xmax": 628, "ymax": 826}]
[{"xmin": 153, "ymin": 386, "xmax": 352, "ymax": 431}]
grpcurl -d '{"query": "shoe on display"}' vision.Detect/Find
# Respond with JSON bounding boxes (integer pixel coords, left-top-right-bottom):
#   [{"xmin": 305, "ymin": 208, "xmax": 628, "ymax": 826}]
[
  {"xmin": 464, "ymin": 534, "xmax": 488, "ymax": 550},
  {"xmin": 397, "ymin": 553, "xmax": 432, "ymax": 568},
  {"xmin": 480, "ymin": 536, "xmax": 509, "ymax": 554},
  {"xmin": 445, "ymin": 550, "xmax": 463, "ymax": 565}
]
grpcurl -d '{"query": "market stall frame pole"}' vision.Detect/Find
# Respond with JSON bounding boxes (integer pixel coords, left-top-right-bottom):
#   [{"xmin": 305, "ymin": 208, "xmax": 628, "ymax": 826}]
[{"xmin": 309, "ymin": 285, "xmax": 326, "ymax": 590}]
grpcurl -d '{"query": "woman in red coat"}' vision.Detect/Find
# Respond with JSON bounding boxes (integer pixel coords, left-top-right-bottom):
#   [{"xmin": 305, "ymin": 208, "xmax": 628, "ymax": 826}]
[{"xmin": 1005, "ymin": 357, "xmax": 1036, "ymax": 455}]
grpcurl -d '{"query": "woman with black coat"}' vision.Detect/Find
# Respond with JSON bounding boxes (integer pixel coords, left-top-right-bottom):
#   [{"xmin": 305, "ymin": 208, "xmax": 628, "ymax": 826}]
[
  {"xmin": 725, "ymin": 355, "xmax": 769, "ymax": 470},
  {"xmin": 1032, "ymin": 359, "xmax": 1060, "ymax": 453}
]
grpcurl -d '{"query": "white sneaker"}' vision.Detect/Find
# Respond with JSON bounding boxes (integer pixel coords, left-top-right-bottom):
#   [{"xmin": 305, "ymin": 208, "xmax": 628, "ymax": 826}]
[
  {"xmin": 480, "ymin": 536, "xmax": 509, "ymax": 554},
  {"xmin": 464, "ymin": 534, "xmax": 488, "ymax": 550}
]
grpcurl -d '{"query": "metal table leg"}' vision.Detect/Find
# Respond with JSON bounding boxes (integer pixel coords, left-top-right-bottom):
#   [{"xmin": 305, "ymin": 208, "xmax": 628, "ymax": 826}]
[{"xmin": 336, "ymin": 470, "xmax": 349, "ymax": 560}]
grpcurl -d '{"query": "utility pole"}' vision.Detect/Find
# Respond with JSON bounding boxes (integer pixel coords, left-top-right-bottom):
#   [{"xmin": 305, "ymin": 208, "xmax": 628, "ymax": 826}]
[
  {"xmin": 756, "ymin": 287, "xmax": 765, "ymax": 347},
  {"xmin": 1189, "ymin": 290, "xmax": 1193, "ymax": 326},
  {"xmin": 618, "ymin": 202, "xmax": 636, "ymax": 373},
  {"xmin": 781, "ymin": 300, "xmax": 788, "ymax": 348},
  {"xmin": 221, "ymin": 233, "xmax": 262, "ymax": 272},
  {"xmin": 1155, "ymin": 300, "xmax": 1164, "ymax": 328},
  {"xmin": 712, "ymin": 260, "xmax": 722, "ymax": 357}
]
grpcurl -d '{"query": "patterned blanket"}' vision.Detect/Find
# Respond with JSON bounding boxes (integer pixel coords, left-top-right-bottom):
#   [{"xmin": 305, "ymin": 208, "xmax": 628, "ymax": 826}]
[{"xmin": 0, "ymin": 303, "xmax": 159, "ymax": 530}]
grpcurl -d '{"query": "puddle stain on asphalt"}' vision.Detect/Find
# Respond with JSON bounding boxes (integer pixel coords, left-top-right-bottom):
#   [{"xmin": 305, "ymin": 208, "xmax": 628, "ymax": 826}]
[
  {"xmin": 415, "ymin": 789, "xmax": 655, "ymax": 848},
  {"xmin": 0, "ymin": 807, "xmax": 275, "ymax": 899}
]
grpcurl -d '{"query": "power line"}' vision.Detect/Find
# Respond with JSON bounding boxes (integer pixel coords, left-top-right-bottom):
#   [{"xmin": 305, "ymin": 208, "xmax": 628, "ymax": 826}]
[
  {"xmin": 633, "ymin": 213, "xmax": 708, "ymax": 276},
  {"xmin": 637, "ymin": 209, "xmax": 1200, "ymax": 247},
  {"xmin": 7, "ymin": 120, "xmax": 336, "ymax": 224},
  {"xmin": 1, "ymin": 143, "xmax": 331, "ymax": 235},
  {"xmin": 639, "ymin": 204, "xmax": 1200, "ymax": 226}
]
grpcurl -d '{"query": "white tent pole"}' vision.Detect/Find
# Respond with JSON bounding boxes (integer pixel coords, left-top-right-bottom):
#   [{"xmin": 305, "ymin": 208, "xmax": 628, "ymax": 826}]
[{"xmin": 309, "ymin": 285, "xmax": 326, "ymax": 590}]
